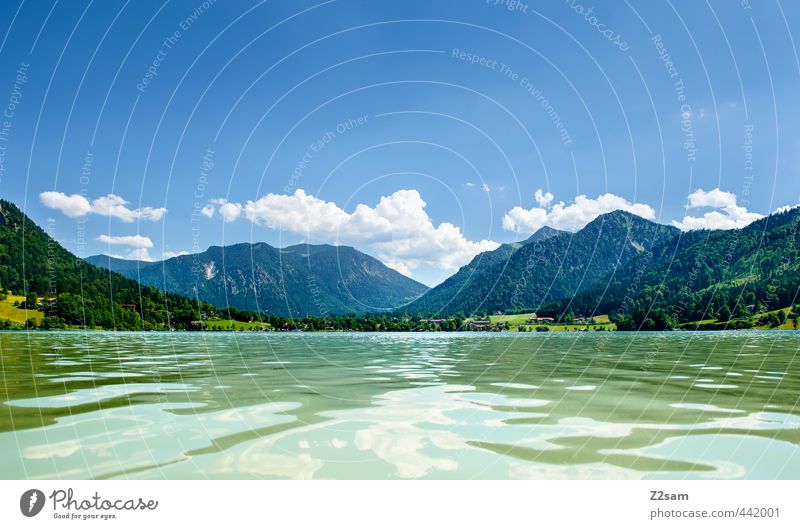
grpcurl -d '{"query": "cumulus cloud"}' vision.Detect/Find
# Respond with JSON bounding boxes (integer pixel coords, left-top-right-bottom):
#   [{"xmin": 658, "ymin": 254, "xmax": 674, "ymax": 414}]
[
  {"xmin": 96, "ymin": 234, "xmax": 154, "ymax": 261},
  {"xmin": 534, "ymin": 189, "xmax": 553, "ymax": 208},
  {"xmin": 126, "ymin": 248, "xmax": 154, "ymax": 261},
  {"xmin": 40, "ymin": 191, "xmax": 166, "ymax": 222},
  {"xmin": 218, "ymin": 202, "xmax": 242, "ymax": 222},
  {"xmin": 503, "ymin": 190, "xmax": 656, "ymax": 233},
  {"xmin": 96, "ymin": 234, "xmax": 153, "ymax": 248},
  {"xmin": 203, "ymin": 198, "xmax": 241, "ymax": 222},
  {"xmin": 91, "ymin": 194, "xmax": 165, "ymax": 222},
  {"xmin": 206, "ymin": 189, "xmax": 498, "ymax": 276},
  {"xmin": 163, "ymin": 250, "xmax": 189, "ymax": 259},
  {"xmin": 40, "ymin": 191, "xmax": 91, "ymax": 217},
  {"xmin": 672, "ymin": 188, "xmax": 763, "ymax": 231}
]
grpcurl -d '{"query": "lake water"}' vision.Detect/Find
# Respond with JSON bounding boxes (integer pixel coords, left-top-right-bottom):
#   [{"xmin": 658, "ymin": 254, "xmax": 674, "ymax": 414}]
[{"xmin": 1, "ymin": 331, "xmax": 798, "ymax": 479}]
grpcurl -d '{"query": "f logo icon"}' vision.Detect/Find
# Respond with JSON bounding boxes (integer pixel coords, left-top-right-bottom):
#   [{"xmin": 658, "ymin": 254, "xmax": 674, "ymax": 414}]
[{"xmin": 20, "ymin": 489, "xmax": 45, "ymax": 517}]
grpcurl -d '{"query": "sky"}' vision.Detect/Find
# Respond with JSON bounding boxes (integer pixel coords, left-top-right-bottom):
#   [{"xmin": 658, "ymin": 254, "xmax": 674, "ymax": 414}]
[{"xmin": 1, "ymin": 0, "xmax": 799, "ymax": 286}]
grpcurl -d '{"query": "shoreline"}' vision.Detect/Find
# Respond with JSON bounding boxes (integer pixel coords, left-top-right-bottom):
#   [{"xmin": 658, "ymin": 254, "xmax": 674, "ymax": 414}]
[{"xmin": 2, "ymin": 328, "xmax": 798, "ymax": 334}]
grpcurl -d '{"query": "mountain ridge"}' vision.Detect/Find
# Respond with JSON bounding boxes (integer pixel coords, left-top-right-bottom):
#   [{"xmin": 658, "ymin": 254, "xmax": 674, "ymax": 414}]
[
  {"xmin": 403, "ymin": 210, "xmax": 680, "ymax": 315},
  {"xmin": 87, "ymin": 241, "xmax": 428, "ymax": 316}
]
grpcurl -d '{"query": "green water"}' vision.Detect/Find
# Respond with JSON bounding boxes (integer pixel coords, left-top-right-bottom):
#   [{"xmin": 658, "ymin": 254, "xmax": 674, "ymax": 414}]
[{"xmin": 0, "ymin": 331, "xmax": 798, "ymax": 479}]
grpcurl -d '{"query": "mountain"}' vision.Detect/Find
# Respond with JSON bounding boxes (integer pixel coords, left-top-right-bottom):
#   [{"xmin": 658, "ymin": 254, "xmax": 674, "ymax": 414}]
[
  {"xmin": 399, "ymin": 226, "xmax": 561, "ymax": 315},
  {"xmin": 87, "ymin": 242, "xmax": 428, "ymax": 316},
  {"xmin": 86, "ymin": 254, "xmax": 150, "ymax": 273},
  {"xmin": 523, "ymin": 225, "xmax": 566, "ymax": 244},
  {"xmin": 403, "ymin": 211, "xmax": 679, "ymax": 315},
  {"xmin": 548, "ymin": 206, "xmax": 800, "ymax": 329},
  {"xmin": 0, "ymin": 199, "xmax": 220, "ymax": 330}
]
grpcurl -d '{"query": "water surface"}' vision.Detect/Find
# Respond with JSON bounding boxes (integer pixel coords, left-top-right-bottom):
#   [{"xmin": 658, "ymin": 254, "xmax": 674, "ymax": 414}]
[{"xmin": 1, "ymin": 331, "xmax": 798, "ymax": 479}]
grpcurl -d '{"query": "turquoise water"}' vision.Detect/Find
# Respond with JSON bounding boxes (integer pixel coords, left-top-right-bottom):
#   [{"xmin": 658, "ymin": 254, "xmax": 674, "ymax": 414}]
[{"xmin": 0, "ymin": 331, "xmax": 798, "ymax": 479}]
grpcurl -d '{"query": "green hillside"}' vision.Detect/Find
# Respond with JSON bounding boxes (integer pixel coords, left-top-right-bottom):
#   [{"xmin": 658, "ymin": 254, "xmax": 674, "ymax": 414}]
[{"xmin": 0, "ymin": 199, "xmax": 220, "ymax": 330}]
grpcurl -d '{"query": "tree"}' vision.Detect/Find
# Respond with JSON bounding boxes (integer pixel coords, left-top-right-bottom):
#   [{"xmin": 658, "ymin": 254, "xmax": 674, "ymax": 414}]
[
  {"xmin": 717, "ymin": 305, "xmax": 732, "ymax": 322},
  {"xmin": 25, "ymin": 291, "xmax": 38, "ymax": 309}
]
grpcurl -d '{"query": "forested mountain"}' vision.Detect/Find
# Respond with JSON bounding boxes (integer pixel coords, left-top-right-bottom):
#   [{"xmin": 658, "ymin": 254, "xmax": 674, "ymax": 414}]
[
  {"xmin": 0, "ymin": 199, "xmax": 218, "ymax": 330},
  {"xmin": 403, "ymin": 211, "xmax": 678, "ymax": 315},
  {"xmin": 546, "ymin": 206, "xmax": 800, "ymax": 329},
  {"xmin": 87, "ymin": 242, "xmax": 428, "ymax": 317}
]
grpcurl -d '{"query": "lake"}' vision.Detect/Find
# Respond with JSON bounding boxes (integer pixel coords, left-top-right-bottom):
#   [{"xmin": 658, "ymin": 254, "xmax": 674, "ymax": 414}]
[{"xmin": 0, "ymin": 331, "xmax": 798, "ymax": 479}]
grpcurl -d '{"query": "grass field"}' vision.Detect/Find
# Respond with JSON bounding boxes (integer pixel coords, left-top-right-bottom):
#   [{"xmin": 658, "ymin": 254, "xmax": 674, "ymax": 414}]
[
  {"xmin": 0, "ymin": 294, "xmax": 44, "ymax": 324},
  {"xmin": 199, "ymin": 319, "xmax": 272, "ymax": 331},
  {"xmin": 486, "ymin": 312, "xmax": 616, "ymax": 332},
  {"xmin": 487, "ymin": 313, "xmax": 538, "ymax": 325}
]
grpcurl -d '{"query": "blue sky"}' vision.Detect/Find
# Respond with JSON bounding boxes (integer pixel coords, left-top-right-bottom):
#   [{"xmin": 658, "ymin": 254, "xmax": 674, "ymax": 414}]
[{"xmin": 1, "ymin": 0, "xmax": 799, "ymax": 286}]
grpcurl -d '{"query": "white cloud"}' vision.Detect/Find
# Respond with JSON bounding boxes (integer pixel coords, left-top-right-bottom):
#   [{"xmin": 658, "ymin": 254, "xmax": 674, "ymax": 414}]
[
  {"xmin": 203, "ymin": 198, "xmax": 241, "ymax": 222},
  {"xmin": 39, "ymin": 191, "xmax": 91, "ymax": 217},
  {"xmin": 502, "ymin": 205, "xmax": 548, "ymax": 234},
  {"xmin": 208, "ymin": 189, "xmax": 499, "ymax": 276},
  {"xmin": 672, "ymin": 188, "xmax": 763, "ymax": 231},
  {"xmin": 685, "ymin": 187, "xmax": 735, "ymax": 209},
  {"xmin": 96, "ymin": 234, "xmax": 153, "ymax": 248},
  {"xmin": 534, "ymin": 189, "xmax": 553, "ymax": 208},
  {"xmin": 40, "ymin": 191, "xmax": 166, "ymax": 222},
  {"xmin": 218, "ymin": 201, "xmax": 242, "ymax": 222},
  {"xmin": 163, "ymin": 250, "xmax": 189, "ymax": 259},
  {"xmin": 91, "ymin": 194, "xmax": 166, "ymax": 222},
  {"xmin": 126, "ymin": 248, "xmax": 154, "ymax": 261},
  {"xmin": 96, "ymin": 234, "xmax": 154, "ymax": 261},
  {"xmin": 503, "ymin": 190, "xmax": 656, "ymax": 233},
  {"xmin": 464, "ymin": 182, "xmax": 475, "ymax": 188},
  {"xmin": 773, "ymin": 204, "xmax": 799, "ymax": 215}
]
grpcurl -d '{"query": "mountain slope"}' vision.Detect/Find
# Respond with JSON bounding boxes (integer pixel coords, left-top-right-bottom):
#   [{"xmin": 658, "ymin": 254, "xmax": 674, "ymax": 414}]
[
  {"xmin": 0, "ymin": 199, "xmax": 217, "ymax": 329},
  {"xmin": 403, "ymin": 211, "xmax": 679, "ymax": 315},
  {"xmin": 550, "ymin": 206, "xmax": 800, "ymax": 327},
  {"xmin": 87, "ymin": 242, "xmax": 428, "ymax": 316},
  {"xmin": 400, "ymin": 226, "xmax": 562, "ymax": 315}
]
